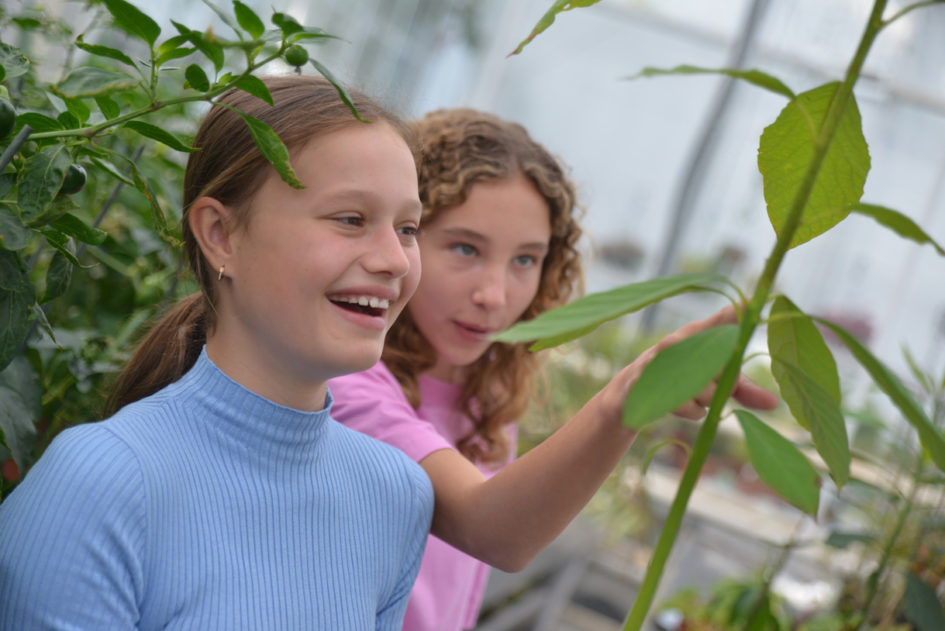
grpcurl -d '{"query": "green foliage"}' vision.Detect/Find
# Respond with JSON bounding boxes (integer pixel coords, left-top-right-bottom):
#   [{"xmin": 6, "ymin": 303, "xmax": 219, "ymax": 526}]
[
  {"xmin": 759, "ymin": 82, "xmax": 870, "ymax": 249},
  {"xmin": 508, "ymin": 0, "xmax": 603, "ymax": 56},
  {"xmin": 622, "ymin": 324, "xmax": 739, "ymax": 429},
  {"xmin": 0, "ymin": 0, "xmax": 354, "ymax": 495},
  {"xmin": 735, "ymin": 410, "xmax": 820, "ymax": 515},
  {"xmin": 508, "ymin": 1, "xmax": 945, "ymax": 629},
  {"xmin": 494, "ymin": 272, "xmax": 731, "ymax": 350}
]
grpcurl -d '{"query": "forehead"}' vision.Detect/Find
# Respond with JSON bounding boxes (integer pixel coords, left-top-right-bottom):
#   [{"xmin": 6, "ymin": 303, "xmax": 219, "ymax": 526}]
[{"xmin": 428, "ymin": 174, "xmax": 551, "ymax": 244}]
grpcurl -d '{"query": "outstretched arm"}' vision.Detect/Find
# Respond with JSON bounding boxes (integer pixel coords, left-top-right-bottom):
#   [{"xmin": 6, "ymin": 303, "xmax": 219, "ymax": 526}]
[{"xmin": 422, "ymin": 304, "xmax": 778, "ymax": 572}]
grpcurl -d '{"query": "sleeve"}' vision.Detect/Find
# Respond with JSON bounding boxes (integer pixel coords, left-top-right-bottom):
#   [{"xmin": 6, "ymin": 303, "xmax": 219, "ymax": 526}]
[
  {"xmin": 328, "ymin": 362, "xmax": 454, "ymax": 464},
  {"xmin": 0, "ymin": 424, "xmax": 146, "ymax": 630},
  {"xmin": 374, "ymin": 463, "xmax": 434, "ymax": 631}
]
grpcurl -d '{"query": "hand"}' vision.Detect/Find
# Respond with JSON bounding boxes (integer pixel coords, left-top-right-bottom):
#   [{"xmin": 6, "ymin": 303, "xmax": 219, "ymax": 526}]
[{"xmin": 594, "ymin": 304, "xmax": 779, "ymax": 426}]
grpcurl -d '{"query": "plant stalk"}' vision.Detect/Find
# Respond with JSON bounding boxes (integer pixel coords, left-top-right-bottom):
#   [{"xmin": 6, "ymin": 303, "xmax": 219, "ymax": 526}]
[
  {"xmin": 857, "ymin": 457, "xmax": 922, "ymax": 628},
  {"xmin": 621, "ymin": 1, "xmax": 887, "ymax": 629},
  {"xmin": 0, "ymin": 124, "xmax": 32, "ymax": 172}
]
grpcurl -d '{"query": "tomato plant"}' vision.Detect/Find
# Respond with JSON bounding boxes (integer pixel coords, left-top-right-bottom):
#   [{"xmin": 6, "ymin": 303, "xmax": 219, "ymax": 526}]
[{"xmin": 0, "ymin": 0, "xmax": 357, "ymax": 500}]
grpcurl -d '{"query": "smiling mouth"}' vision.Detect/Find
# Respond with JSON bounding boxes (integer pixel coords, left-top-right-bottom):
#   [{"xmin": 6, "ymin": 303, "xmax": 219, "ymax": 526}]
[{"xmin": 330, "ymin": 295, "xmax": 390, "ymax": 318}]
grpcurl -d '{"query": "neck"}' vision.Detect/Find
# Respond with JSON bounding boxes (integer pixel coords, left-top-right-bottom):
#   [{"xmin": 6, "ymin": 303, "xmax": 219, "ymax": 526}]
[{"xmin": 205, "ymin": 336, "xmax": 329, "ymax": 412}]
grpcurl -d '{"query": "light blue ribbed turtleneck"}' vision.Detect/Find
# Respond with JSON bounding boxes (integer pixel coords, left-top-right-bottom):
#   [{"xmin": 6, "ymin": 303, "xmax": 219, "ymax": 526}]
[{"xmin": 0, "ymin": 348, "xmax": 433, "ymax": 630}]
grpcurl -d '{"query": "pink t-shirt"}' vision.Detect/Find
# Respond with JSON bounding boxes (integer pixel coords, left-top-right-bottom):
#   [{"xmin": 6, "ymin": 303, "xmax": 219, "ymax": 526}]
[{"xmin": 328, "ymin": 362, "xmax": 515, "ymax": 631}]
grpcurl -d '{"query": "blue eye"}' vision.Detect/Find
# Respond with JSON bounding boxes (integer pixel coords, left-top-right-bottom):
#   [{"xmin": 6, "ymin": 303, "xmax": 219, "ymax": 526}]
[
  {"xmin": 451, "ymin": 243, "xmax": 477, "ymax": 257},
  {"xmin": 514, "ymin": 255, "xmax": 537, "ymax": 268}
]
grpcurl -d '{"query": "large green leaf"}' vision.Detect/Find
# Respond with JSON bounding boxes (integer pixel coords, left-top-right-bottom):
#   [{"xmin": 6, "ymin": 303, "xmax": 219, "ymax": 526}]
[
  {"xmin": 0, "ymin": 356, "xmax": 40, "ymax": 470},
  {"xmin": 184, "ymin": 64, "xmax": 210, "ymax": 92},
  {"xmin": 49, "ymin": 214, "xmax": 107, "ymax": 246},
  {"xmin": 904, "ymin": 572, "xmax": 945, "ymax": 631},
  {"xmin": 41, "ymin": 251, "xmax": 72, "ymax": 303},
  {"xmin": 623, "ymin": 324, "xmax": 739, "ymax": 429},
  {"xmin": 170, "ymin": 21, "xmax": 224, "ymax": 71},
  {"xmin": 272, "ymin": 12, "xmax": 304, "ymax": 36},
  {"xmin": 126, "ymin": 163, "xmax": 182, "ymax": 246},
  {"xmin": 94, "ymin": 95, "xmax": 121, "ymax": 119},
  {"xmin": 770, "ymin": 361, "xmax": 849, "ymax": 486},
  {"xmin": 308, "ymin": 58, "xmax": 367, "ymax": 123},
  {"xmin": 0, "ymin": 43, "xmax": 29, "ymax": 80},
  {"xmin": 15, "ymin": 112, "xmax": 64, "ymax": 132},
  {"xmin": 509, "ymin": 0, "xmax": 603, "ymax": 56},
  {"xmin": 74, "ymin": 34, "xmax": 136, "ymax": 67},
  {"xmin": 759, "ymin": 82, "xmax": 870, "ymax": 248},
  {"xmin": 123, "ymin": 120, "xmax": 197, "ymax": 153},
  {"xmin": 233, "ymin": 0, "xmax": 265, "ymax": 39},
  {"xmin": 768, "ymin": 295, "xmax": 840, "ymax": 429},
  {"xmin": 235, "ymin": 75, "xmax": 274, "ymax": 106},
  {"xmin": 0, "ymin": 250, "xmax": 34, "ymax": 372},
  {"xmin": 16, "ymin": 145, "xmax": 71, "ymax": 223},
  {"xmin": 103, "ymin": 0, "xmax": 161, "ymax": 46},
  {"xmin": 495, "ymin": 273, "xmax": 726, "ymax": 351},
  {"xmin": 232, "ymin": 110, "xmax": 303, "ymax": 189},
  {"xmin": 735, "ymin": 410, "xmax": 820, "ymax": 514},
  {"xmin": 0, "ymin": 208, "xmax": 31, "ymax": 251},
  {"xmin": 852, "ymin": 203, "xmax": 945, "ymax": 256},
  {"xmin": 630, "ymin": 65, "xmax": 795, "ymax": 99},
  {"xmin": 55, "ymin": 67, "xmax": 139, "ymax": 99},
  {"xmin": 815, "ymin": 318, "xmax": 945, "ymax": 474}
]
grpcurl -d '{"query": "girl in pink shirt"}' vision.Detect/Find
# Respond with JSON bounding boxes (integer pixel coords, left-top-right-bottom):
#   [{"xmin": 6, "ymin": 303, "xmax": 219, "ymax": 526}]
[{"xmin": 328, "ymin": 109, "xmax": 778, "ymax": 631}]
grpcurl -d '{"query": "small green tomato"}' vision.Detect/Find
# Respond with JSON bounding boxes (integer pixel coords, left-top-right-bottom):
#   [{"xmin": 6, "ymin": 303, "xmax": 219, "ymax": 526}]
[
  {"xmin": 284, "ymin": 45, "xmax": 309, "ymax": 68},
  {"xmin": 60, "ymin": 164, "xmax": 88, "ymax": 196}
]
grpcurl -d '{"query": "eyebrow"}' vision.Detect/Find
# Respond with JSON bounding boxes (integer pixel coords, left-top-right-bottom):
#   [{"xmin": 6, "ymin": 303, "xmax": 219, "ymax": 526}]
[
  {"xmin": 438, "ymin": 227, "xmax": 549, "ymax": 253},
  {"xmin": 321, "ymin": 189, "xmax": 422, "ymax": 214}
]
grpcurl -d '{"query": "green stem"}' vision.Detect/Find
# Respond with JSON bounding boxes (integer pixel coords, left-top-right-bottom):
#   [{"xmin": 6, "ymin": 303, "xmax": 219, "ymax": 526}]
[
  {"xmin": 620, "ymin": 2, "xmax": 888, "ymax": 629},
  {"xmin": 857, "ymin": 462, "xmax": 920, "ymax": 629},
  {"xmin": 883, "ymin": 0, "xmax": 945, "ymax": 27}
]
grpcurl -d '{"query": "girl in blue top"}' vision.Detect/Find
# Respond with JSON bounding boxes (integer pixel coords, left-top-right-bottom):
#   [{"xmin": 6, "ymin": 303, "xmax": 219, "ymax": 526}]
[{"xmin": 0, "ymin": 75, "xmax": 434, "ymax": 630}]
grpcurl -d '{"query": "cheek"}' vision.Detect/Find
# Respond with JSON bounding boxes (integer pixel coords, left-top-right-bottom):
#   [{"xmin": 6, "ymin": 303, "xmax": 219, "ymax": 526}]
[
  {"xmin": 404, "ymin": 249, "xmax": 422, "ymax": 299},
  {"xmin": 512, "ymin": 271, "xmax": 543, "ymax": 320}
]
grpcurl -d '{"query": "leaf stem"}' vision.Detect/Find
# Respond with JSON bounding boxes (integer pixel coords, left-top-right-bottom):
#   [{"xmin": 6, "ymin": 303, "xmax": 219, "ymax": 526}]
[
  {"xmin": 882, "ymin": 0, "xmax": 945, "ymax": 28},
  {"xmin": 621, "ymin": 2, "xmax": 888, "ymax": 629}
]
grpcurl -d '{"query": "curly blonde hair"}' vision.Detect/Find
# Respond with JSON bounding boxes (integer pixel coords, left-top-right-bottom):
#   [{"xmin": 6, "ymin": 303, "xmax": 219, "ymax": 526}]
[{"xmin": 382, "ymin": 108, "xmax": 584, "ymax": 465}]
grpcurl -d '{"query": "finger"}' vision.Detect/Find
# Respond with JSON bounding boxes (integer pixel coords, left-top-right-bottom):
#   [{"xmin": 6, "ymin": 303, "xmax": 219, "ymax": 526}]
[
  {"xmin": 732, "ymin": 374, "xmax": 780, "ymax": 410},
  {"xmin": 654, "ymin": 304, "xmax": 740, "ymax": 352},
  {"xmin": 672, "ymin": 400, "xmax": 708, "ymax": 421},
  {"xmin": 694, "ymin": 382, "xmax": 717, "ymax": 407}
]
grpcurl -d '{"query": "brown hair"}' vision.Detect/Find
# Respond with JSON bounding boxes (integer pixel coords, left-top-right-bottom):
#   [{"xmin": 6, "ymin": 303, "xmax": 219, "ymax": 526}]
[
  {"xmin": 106, "ymin": 75, "xmax": 416, "ymax": 415},
  {"xmin": 382, "ymin": 108, "xmax": 584, "ymax": 465}
]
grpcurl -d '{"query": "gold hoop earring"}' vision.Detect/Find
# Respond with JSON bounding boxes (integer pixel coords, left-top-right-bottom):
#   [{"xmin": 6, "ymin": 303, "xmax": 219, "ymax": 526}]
[{"xmin": 217, "ymin": 265, "xmax": 225, "ymax": 281}]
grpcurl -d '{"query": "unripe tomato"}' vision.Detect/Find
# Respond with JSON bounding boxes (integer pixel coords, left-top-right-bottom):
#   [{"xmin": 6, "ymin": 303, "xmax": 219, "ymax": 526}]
[
  {"xmin": 0, "ymin": 98, "xmax": 15, "ymax": 138},
  {"xmin": 60, "ymin": 163, "xmax": 87, "ymax": 195},
  {"xmin": 284, "ymin": 45, "xmax": 309, "ymax": 67}
]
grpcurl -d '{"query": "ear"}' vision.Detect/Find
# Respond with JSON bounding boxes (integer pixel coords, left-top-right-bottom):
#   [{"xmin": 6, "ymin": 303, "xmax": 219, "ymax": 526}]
[{"xmin": 188, "ymin": 196, "xmax": 237, "ymax": 276}]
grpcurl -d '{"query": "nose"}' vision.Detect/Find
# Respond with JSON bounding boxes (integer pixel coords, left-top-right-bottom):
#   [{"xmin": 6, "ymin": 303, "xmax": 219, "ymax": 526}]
[
  {"xmin": 361, "ymin": 227, "xmax": 411, "ymax": 278},
  {"xmin": 471, "ymin": 264, "xmax": 507, "ymax": 310}
]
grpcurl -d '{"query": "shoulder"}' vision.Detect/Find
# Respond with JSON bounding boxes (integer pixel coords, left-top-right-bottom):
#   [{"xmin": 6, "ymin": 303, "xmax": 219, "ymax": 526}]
[
  {"xmin": 328, "ymin": 362, "xmax": 454, "ymax": 463},
  {"xmin": 0, "ymin": 424, "xmax": 147, "ymax": 626},
  {"xmin": 2, "ymin": 422, "xmax": 147, "ymax": 521},
  {"xmin": 328, "ymin": 361, "xmax": 404, "ymax": 403}
]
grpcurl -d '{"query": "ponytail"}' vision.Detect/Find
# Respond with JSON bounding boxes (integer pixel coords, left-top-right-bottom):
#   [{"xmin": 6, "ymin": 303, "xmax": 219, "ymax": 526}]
[{"xmin": 105, "ymin": 293, "xmax": 209, "ymax": 416}]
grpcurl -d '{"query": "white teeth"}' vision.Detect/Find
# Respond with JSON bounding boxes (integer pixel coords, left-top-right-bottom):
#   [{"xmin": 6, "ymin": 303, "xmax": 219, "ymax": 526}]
[{"xmin": 335, "ymin": 295, "xmax": 390, "ymax": 309}]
